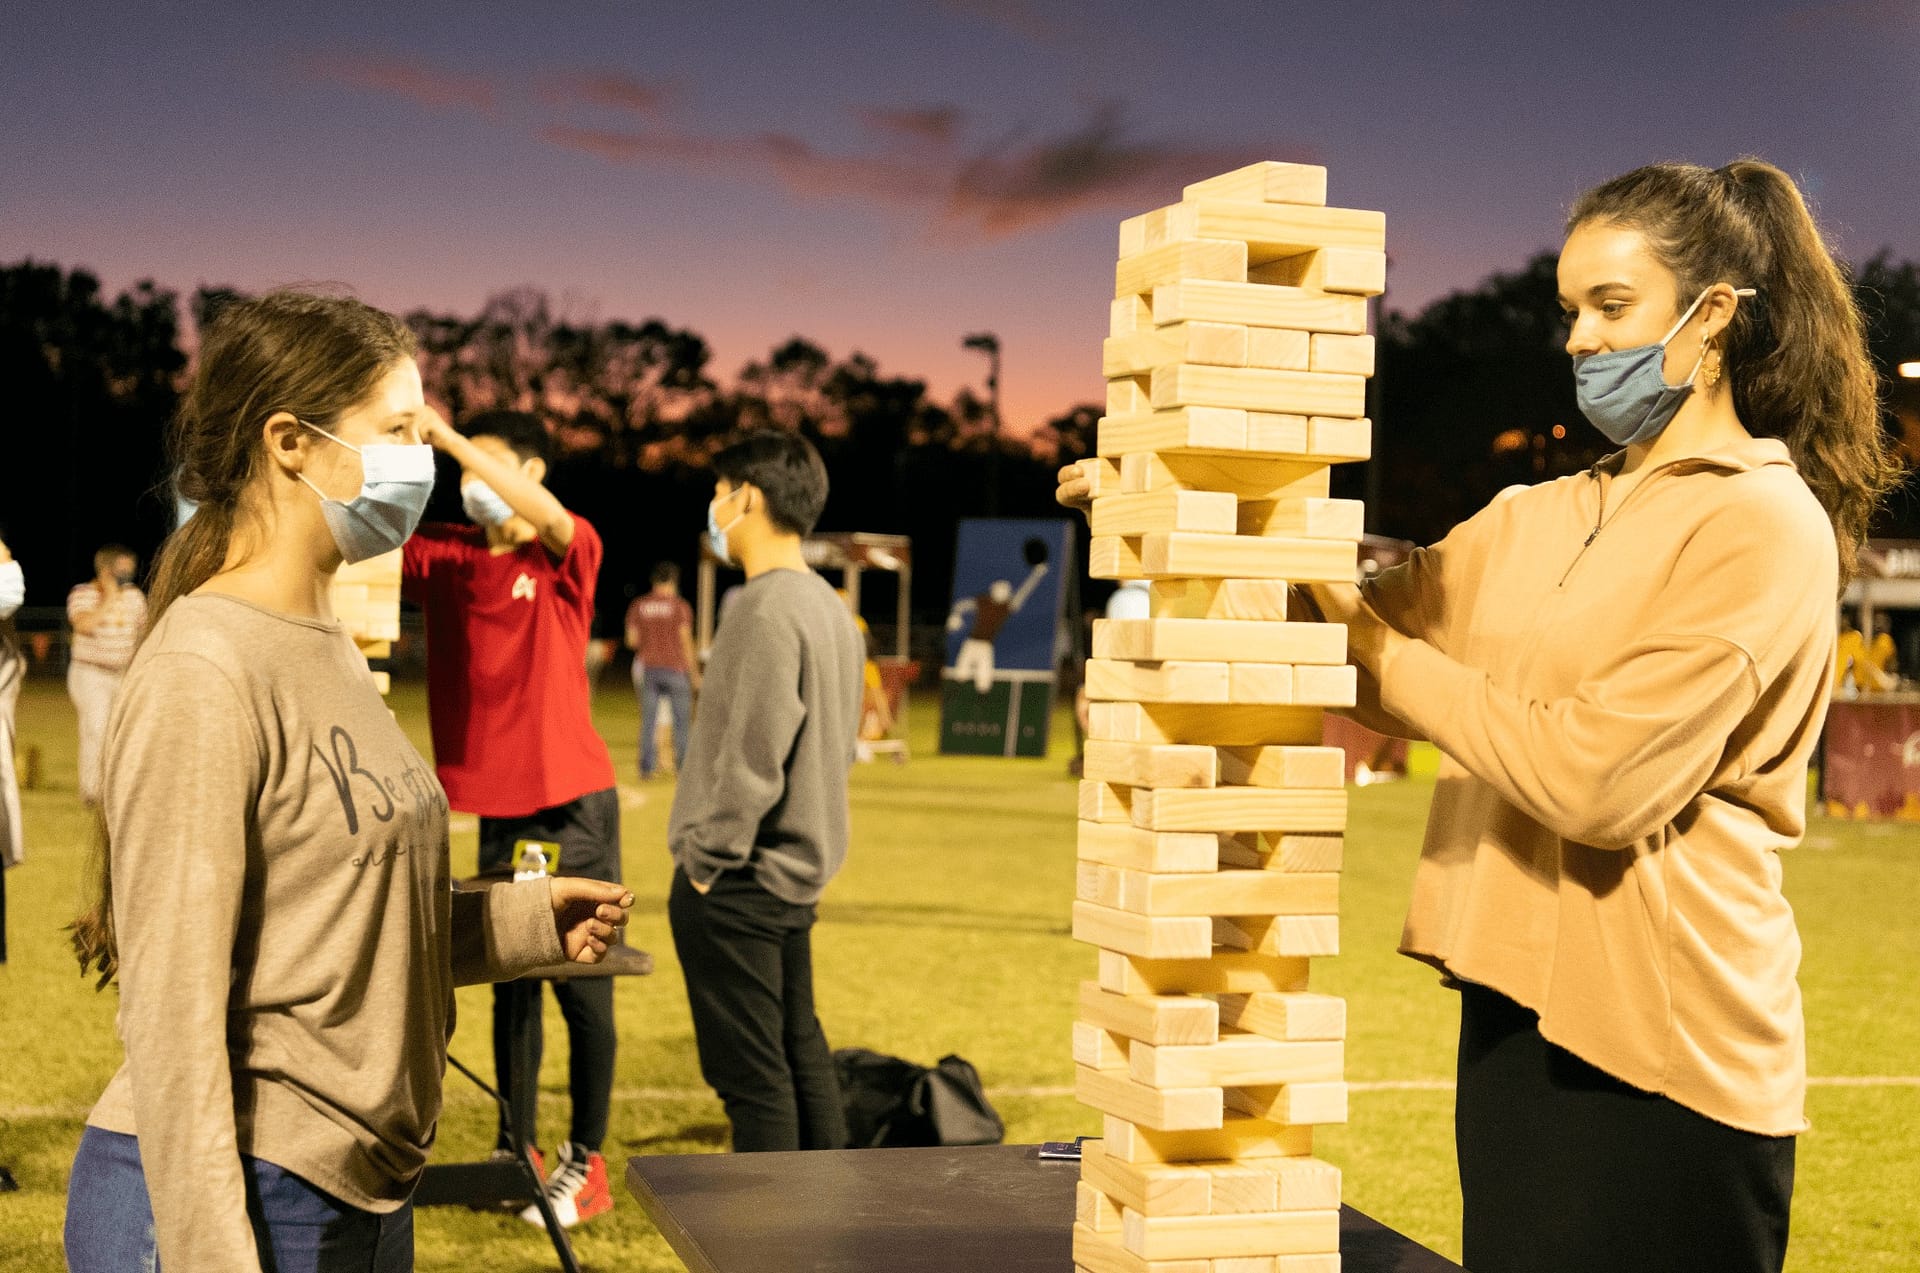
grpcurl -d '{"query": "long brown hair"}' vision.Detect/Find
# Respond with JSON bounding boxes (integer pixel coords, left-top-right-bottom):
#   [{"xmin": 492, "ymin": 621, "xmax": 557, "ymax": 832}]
[
  {"xmin": 72, "ymin": 290, "xmax": 416, "ymax": 986},
  {"xmin": 1568, "ymin": 159, "xmax": 1898, "ymax": 584}
]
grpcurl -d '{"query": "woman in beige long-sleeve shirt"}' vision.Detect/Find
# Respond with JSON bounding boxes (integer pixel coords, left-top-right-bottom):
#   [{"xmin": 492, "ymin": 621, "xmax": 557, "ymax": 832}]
[{"xmin": 63, "ymin": 292, "xmax": 634, "ymax": 1273}]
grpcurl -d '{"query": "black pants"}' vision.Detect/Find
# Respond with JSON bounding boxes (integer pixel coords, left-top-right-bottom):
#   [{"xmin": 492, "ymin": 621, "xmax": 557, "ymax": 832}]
[
  {"xmin": 668, "ymin": 866, "xmax": 847, "ymax": 1153},
  {"xmin": 479, "ymin": 787, "xmax": 622, "ymax": 1154},
  {"xmin": 1456, "ymin": 982, "xmax": 1795, "ymax": 1273}
]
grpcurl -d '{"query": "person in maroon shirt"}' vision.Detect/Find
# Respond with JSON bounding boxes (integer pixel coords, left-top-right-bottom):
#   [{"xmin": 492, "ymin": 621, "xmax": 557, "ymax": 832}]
[
  {"xmin": 623, "ymin": 562, "xmax": 699, "ymax": 779},
  {"xmin": 406, "ymin": 410, "xmax": 621, "ymax": 1230}
]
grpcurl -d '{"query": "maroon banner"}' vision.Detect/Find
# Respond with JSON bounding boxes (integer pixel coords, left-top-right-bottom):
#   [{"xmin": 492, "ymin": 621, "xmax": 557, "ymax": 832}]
[{"xmin": 1822, "ymin": 698, "xmax": 1920, "ymax": 821}]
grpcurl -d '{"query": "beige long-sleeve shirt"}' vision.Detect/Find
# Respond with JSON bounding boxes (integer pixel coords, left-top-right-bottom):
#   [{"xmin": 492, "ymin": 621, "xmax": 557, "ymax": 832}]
[
  {"xmin": 1360, "ymin": 436, "xmax": 1833, "ymax": 1135},
  {"xmin": 86, "ymin": 594, "xmax": 564, "ymax": 1271}
]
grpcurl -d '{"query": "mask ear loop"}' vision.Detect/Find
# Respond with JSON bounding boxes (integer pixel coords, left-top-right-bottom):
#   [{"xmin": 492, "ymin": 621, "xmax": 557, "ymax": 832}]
[
  {"xmin": 1665, "ymin": 286, "xmax": 1758, "ymax": 388},
  {"xmin": 294, "ymin": 420, "xmax": 365, "ymax": 503}
]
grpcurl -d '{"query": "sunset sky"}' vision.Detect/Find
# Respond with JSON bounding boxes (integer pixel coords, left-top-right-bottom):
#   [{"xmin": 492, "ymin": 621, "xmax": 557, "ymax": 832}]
[{"xmin": 7, "ymin": 0, "xmax": 1917, "ymax": 433}]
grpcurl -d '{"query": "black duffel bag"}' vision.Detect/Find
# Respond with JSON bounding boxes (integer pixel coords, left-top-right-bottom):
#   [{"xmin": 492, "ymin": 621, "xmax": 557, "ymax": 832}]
[{"xmin": 834, "ymin": 1048, "xmax": 1005, "ymax": 1148}]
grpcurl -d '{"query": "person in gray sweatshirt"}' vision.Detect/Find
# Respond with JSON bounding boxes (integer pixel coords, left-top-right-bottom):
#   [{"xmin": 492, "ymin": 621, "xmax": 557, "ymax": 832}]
[{"xmin": 667, "ymin": 430, "xmax": 863, "ymax": 1152}]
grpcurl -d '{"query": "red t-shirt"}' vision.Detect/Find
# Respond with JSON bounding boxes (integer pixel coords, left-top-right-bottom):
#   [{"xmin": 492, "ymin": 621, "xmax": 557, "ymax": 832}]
[
  {"xmin": 624, "ymin": 593, "xmax": 693, "ymax": 673},
  {"xmin": 402, "ymin": 515, "xmax": 616, "ymax": 818}
]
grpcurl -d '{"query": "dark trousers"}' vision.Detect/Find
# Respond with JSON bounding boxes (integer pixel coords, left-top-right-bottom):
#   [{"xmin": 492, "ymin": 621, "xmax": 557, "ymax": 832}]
[
  {"xmin": 667, "ymin": 866, "xmax": 847, "ymax": 1153},
  {"xmin": 479, "ymin": 787, "xmax": 623, "ymax": 1154},
  {"xmin": 1456, "ymin": 982, "xmax": 1795, "ymax": 1273}
]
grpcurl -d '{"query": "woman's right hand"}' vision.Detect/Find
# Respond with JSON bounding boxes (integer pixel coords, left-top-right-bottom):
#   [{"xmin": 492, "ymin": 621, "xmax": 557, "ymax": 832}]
[{"xmin": 1056, "ymin": 462, "xmax": 1094, "ymax": 516}]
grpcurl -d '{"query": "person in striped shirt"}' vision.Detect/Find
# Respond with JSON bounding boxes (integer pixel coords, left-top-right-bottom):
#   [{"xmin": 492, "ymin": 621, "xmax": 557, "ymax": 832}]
[{"xmin": 67, "ymin": 545, "xmax": 146, "ymax": 805}]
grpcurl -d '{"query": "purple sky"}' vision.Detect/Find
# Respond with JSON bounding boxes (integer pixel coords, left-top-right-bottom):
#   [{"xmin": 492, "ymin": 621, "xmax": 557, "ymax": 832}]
[{"xmin": 6, "ymin": 0, "xmax": 1916, "ymax": 434}]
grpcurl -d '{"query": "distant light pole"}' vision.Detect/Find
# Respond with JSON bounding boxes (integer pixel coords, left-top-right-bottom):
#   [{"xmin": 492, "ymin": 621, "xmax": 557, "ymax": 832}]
[
  {"xmin": 964, "ymin": 331, "xmax": 1002, "ymax": 515},
  {"xmin": 1899, "ymin": 360, "xmax": 1920, "ymax": 379}
]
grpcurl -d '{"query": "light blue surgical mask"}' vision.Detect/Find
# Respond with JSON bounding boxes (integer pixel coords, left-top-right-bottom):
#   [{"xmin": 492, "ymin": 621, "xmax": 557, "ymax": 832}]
[
  {"xmin": 298, "ymin": 422, "xmax": 436, "ymax": 563},
  {"xmin": 461, "ymin": 479, "xmax": 515, "ymax": 527},
  {"xmin": 1573, "ymin": 286, "xmax": 1755, "ymax": 446},
  {"xmin": 0, "ymin": 561, "xmax": 23, "ymax": 619},
  {"xmin": 707, "ymin": 487, "xmax": 747, "ymax": 565}
]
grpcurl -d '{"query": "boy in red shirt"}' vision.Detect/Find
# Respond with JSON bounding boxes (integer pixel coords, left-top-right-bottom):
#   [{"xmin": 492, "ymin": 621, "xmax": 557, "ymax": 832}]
[{"xmin": 407, "ymin": 410, "xmax": 620, "ymax": 1229}]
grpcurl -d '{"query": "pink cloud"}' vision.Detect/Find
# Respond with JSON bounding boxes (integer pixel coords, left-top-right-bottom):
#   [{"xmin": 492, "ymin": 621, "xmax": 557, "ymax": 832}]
[
  {"xmin": 855, "ymin": 105, "xmax": 964, "ymax": 149},
  {"xmin": 301, "ymin": 54, "xmax": 496, "ymax": 113},
  {"xmin": 541, "ymin": 70, "xmax": 676, "ymax": 117}
]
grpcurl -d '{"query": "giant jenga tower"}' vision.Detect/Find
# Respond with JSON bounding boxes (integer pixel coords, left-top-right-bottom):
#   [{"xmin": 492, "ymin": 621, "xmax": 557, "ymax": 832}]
[
  {"xmin": 1071, "ymin": 161, "xmax": 1382, "ymax": 1273},
  {"xmin": 331, "ymin": 548, "xmax": 403, "ymax": 692}
]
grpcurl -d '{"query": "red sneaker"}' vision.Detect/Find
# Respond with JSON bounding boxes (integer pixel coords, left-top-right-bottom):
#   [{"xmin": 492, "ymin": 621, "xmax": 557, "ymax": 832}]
[{"xmin": 520, "ymin": 1141, "xmax": 612, "ymax": 1229}]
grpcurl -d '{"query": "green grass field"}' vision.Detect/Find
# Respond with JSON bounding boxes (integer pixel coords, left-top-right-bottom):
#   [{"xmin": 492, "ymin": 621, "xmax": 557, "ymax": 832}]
[{"xmin": 1, "ymin": 678, "xmax": 1915, "ymax": 1272}]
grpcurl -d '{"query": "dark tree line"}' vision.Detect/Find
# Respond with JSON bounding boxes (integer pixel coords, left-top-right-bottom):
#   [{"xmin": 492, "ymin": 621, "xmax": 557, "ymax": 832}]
[{"xmin": 3, "ymin": 250, "xmax": 1917, "ymax": 629}]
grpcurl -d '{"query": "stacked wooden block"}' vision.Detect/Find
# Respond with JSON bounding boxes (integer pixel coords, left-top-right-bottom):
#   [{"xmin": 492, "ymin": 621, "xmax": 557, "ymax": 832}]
[
  {"xmin": 1072, "ymin": 160, "xmax": 1382, "ymax": 1273},
  {"xmin": 331, "ymin": 548, "xmax": 402, "ymax": 693}
]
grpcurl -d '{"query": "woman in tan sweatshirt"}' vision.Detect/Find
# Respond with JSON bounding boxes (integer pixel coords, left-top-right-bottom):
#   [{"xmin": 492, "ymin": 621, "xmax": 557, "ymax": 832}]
[{"xmin": 63, "ymin": 292, "xmax": 634, "ymax": 1273}]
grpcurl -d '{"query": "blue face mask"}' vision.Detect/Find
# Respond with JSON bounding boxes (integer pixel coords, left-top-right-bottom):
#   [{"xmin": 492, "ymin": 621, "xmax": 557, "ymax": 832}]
[
  {"xmin": 1572, "ymin": 287, "xmax": 1755, "ymax": 446},
  {"xmin": 707, "ymin": 487, "xmax": 747, "ymax": 565},
  {"xmin": 461, "ymin": 478, "xmax": 515, "ymax": 527},
  {"xmin": 298, "ymin": 422, "xmax": 436, "ymax": 563}
]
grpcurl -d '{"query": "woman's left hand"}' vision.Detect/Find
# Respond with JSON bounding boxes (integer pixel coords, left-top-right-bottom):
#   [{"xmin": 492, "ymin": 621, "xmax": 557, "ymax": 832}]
[
  {"xmin": 1306, "ymin": 582, "xmax": 1400, "ymax": 676},
  {"xmin": 550, "ymin": 878, "xmax": 636, "ymax": 963}
]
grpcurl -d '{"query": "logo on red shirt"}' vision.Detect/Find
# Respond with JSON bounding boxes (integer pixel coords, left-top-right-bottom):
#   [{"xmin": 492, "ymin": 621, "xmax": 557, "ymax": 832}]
[{"xmin": 511, "ymin": 573, "xmax": 537, "ymax": 601}]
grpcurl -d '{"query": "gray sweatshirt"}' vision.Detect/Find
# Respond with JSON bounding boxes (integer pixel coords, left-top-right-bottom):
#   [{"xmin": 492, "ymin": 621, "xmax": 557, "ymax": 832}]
[{"xmin": 669, "ymin": 568, "xmax": 863, "ymax": 904}]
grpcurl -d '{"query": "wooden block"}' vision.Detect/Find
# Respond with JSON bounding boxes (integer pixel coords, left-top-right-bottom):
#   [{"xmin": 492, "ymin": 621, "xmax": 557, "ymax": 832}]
[
  {"xmin": 1181, "ymin": 162, "xmax": 1327, "ymax": 207},
  {"xmin": 1217, "ymin": 834, "xmax": 1345, "ymax": 873},
  {"xmin": 1150, "ymin": 365, "xmax": 1365, "ymax": 420},
  {"xmin": 1211, "ymin": 1259, "xmax": 1279, "ymax": 1273},
  {"xmin": 1216, "ymin": 993, "xmax": 1347, "ymax": 1042},
  {"xmin": 1307, "ymin": 417, "xmax": 1371, "ymax": 462},
  {"xmin": 1075, "ymin": 1020, "xmax": 1134, "ymax": 1070},
  {"xmin": 1308, "ymin": 333, "xmax": 1375, "ymax": 378},
  {"xmin": 1153, "ymin": 281, "xmax": 1367, "ymax": 336},
  {"xmin": 1216, "ymin": 746, "xmax": 1346, "ymax": 789},
  {"xmin": 1215, "ymin": 914, "xmax": 1341, "ymax": 957},
  {"xmin": 1224, "ymin": 663, "xmax": 1293, "ymax": 705},
  {"xmin": 1159, "ymin": 200, "xmax": 1385, "ymax": 256},
  {"xmin": 1090, "ymin": 536, "xmax": 1146, "ymax": 581},
  {"xmin": 1305, "ymin": 245, "xmax": 1387, "ymax": 296},
  {"xmin": 1133, "ymin": 788, "xmax": 1347, "ymax": 834},
  {"xmin": 1077, "ymin": 1065, "xmax": 1224, "ymax": 1131},
  {"xmin": 355, "ymin": 638, "xmax": 392, "ymax": 658},
  {"xmin": 1100, "ymin": 950, "xmax": 1311, "ymax": 996},
  {"xmin": 1080, "ymin": 1179, "xmax": 1125, "ymax": 1232},
  {"xmin": 1149, "ymin": 580, "xmax": 1294, "ymax": 622},
  {"xmin": 1109, "ymin": 377, "xmax": 1152, "ymax": 415},
  {"xmin": 1264, "ymin": 1158, "xmax": 1343, "ymax": 1213},
  {"xmin": 1274, "ymin": 1257, "xmax": 1341, "ymax": 1273},
  {"xmin": 1112, "ymin": 294, "xmax": 1155, "ymax": 337},
  {"xmin": 1074, "ymin": 1222, "xmax": 1211, "ymax": 1273},
  {"xmin": 1131, "ymin": 1036, "xmax": 1344, "ymax": 1088},
  {"xmin": 1082, "ymin": 1140, "xmax": 1213, "ymax": 1216},
  {"xmin": 1237, "ymin": 498, "xmax": 1365, "ymax": 542},
  {"xmin": 1121, "ymin": 454, "xmax": 1329, "ymax": 502},
  {"xmin": 1098, "ymin": 408, "xmax": 1248, "ymax": 458},
  {"xmin": 1090, "ymin": 702, "xmax": 1323, "ymax": 748},
  {"xmin": 1102, "ymin": 1115, "xmax": 1315, "ymax": 1164},
  {"xmin": 1094, "ymin": 620, "xmax": 1346, "ymax": 667},
  {"xmin": 1244, "ymin": 414, "xmax": 1309, "ymax": 454},
  {"xmin": 1085, "ymin": 659, "xmax": 1231, "ymax": 704},
  {"xmin": 1081, "ymin": 780, "xmax": 1135, "ymax": 824},
  {"xmin": 1290, "ymin": 664, "xmax": 1357, "ymax": 708},
  {"xmin": 1080, "ymin": 821, "xmax": 1221, "ymax": 873},
  {"xmin": 1105, "ymin": 324, "xmax": 1250, "ymax": 376},
  {"xmin": 334, "ymin": 547, "xmax": 403, "ymax": 583},
  {"xmin": 1085, "ymin": 458, "xmax": 1126, "ymax": 497},
  {"xmin": 1137, "ymin": 533, "xmax": 1358, "ymax": 584},
  {"xmin": 1119, "ymin": 214, "xmax": 1151, "ymax": 259},
  {"xmin": 1123, "ymin": 1208, "xmax": 1341, "ymax": 1261},
  {"xmin": 1246, "ymin": 327, "xmax": 1311, "ymax": 370},
  {"xmin": 1099, "ymin": 868, "xmax": 1342, "ymax": 918},
  {"xmin": 1080, "ymin": 981, "xmax": 1220, "ymax": 1045},
  {"xmin": 370, "ymin": 671, "xmax": 392, "ymax": 695},
  {"xmin": 1202, "ymin": 1163, "xmax": 1280, "ymax": 1215},
  {"xmin": 1074, "ymin": 901, "xmax": 1214, "ymax": 960},
  {"xmin": 1118, "ymin": 240, "xmax": 1249, "ymax": 299},
  {"xmin": 1226, "ymin": 1081, "xmax": 1349, "ymax": 1126},
  {"xmin": 1092, "ymin": 491, "xmax": 1239, "ymax": 538},
  {"xmin": 1083, "ymin": 741, "xmax": 1219, "ymax": 790}
]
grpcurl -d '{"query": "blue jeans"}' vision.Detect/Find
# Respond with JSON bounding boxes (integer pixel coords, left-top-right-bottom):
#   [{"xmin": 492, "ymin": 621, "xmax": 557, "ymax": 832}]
[
  {"xmin": 65, "ymin": 1125, "xmax": 414, "ymax": 1272},
  {"xmin": 634, "ymin": 664, "xmax": 693, "ymax": 777}
]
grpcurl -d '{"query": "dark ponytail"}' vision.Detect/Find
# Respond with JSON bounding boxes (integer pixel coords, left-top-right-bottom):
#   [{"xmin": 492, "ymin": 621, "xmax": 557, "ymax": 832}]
[
  {"xmin": 1569, "ymin": 158, "xmax": 1897, "ymax": 585},
  {"xmin": 71, "ymin": 290, "xmax": 416, "ymax": 986}
]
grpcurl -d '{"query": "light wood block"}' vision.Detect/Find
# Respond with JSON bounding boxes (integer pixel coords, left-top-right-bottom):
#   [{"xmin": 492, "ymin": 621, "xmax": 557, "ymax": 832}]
[
  {"xmin": 1083, "ymin": 740, "xmax": 1219, "ymax": 790},
  {"xmin": 1085, "ymin": 458, "xmax": 1126, "ymax": 497},
  {"xmin": 1217, "ymin": 834, "xmax": 1345, "ymax": 873},
  {"xmin": 1085, "ymin": 659, "xmax": 1231, "ymax": 704},
  {"xmin": 1158, "ymin": 200, "xmax": 1386, "ymax": 256},
  {"xmin": 1245, "ymin": 327, "xmax": 1311, "ymax": 371},
  {"xmin": 369, "ymin": 671, "xmax": 392, "ymax": 695},
  {"xmin": 1216, "ymin": 746, "xmax": 1346, "ymax": 789},
  {"xmin": 1131, "ymin": 1036, "xmax": 1344, "ymax": 1088},
  {"xmin": 1080, "ymin": 1179, "xmax": 1125, "ymax": 1232},
  {"xmin": 1226, "ymin": 1081, "xmax": 1349, "ymax": 1126},
  {"xmin": 1112, "ymin": 294, "xmax": 1154, "ymax": 337},
  {"xmin": 1202, "ymin": 1163, "xmax": 1279, "ymax": 1215},
  {"xmin": 1105, "ymin": 323, "xmax": 1251, "ymax": 376},
  {"xmin": 1210, "ymin": 1259, "xmax": 1278, "ymax": 1273},
  {"xmin": 1152, "ymin": 281, "xmax": 1367, "ymax": 336},
  {"xmin": 1117, "ymin": 239, "xmax": 1248, "ymax": 299},
  {"xmin": 1121, "ymin": 454, "xmax": 1328, "ymax": 502},
  {"xmin": 1244, "ymin": 413, "xmax": 1309, "ymax": 454},
  {"xmin": 1080, "ymin": 982, "xmax": 1221, "ymax": 1045},
  {"xmin": 1093, "ymin": 491, "xmax": 1239, "ymax": 538},
  {"xmin": 1074, "ymin": 901, "xmax": 1214, "ymax": 959},
  {"xmin": 1306, "ymin": 417, "xmax": 1371, "ymax": 462},
  {"xmin": 1264, "ymin": 1158, "xmax": 1343, "ymax": 1212},
  {"xmin": 1122, "ymin": 1208, "xmax": 1341, "ymax": 1261},
  {"xmin": 1237, "ymin": 498, "xmax": 1365, "ymax": 542},
  {"xmin": 1289, "ymin": 664, "xmax": 1357, "ymax": 707},
  {"xmin": 1075, "ymin": 1020, "xmax": 1134, "ymax": 1070},
  {"xmin": 1132, "ymin": 788, "xmax": 1347, "ymax": 834},
  {"xmin": 1102, "ymin": 1115, "xmax": 1315, "ymax": 1164},
  {"xmin": 1080, "ymin": 820, "xmax": 1221, "ymax": 873},
  {"xmin": 1074, "ymin": 1222, "xmax": 1211, "ymax": 1273},
  {"xmin": 1098, "ymin": 408, "xmax": 1248, "ymax": 458},
  {"xmin": 1150, "ymin": 365, "xmax": 1366, "ymax": 420},
  {"xmin": 1077, "ymin": 1065, "xmax": 1224, "ymax": 1131},
  {"xmin": 1303, "ymin": 245, "xmax": 1387, "ymax": 296},
  {"xmin": 1274, "ymin": 1257, "xmax": 1341, "ymax": 1273},
  {"xmin": 1216, "ymin": 993, "xmax": 1347, "ymax": 1042},
  {"xmin": 1119, "ymin": 214, "xmax": 1150, "ymax": 258},
  {"xmin": 355, "ymin": 638, "xmax": 392, "ymax": 658},
  {"xmin": 1137, "ymin": 533, "xmax": 1358, "ymax": 584},
  {"xmin": 1081, "ymin": 780, "xmax": 1135, "ymax": 824},
  {"xmin": 1182, "ymin": 162, "xmax": 1327, "ymax": 206},
  {"xmin": 1100, "ymin": 950, "xmax": 1311, "ymax": 996},
  {"xmin": 1090, "ymin": 536, "xmax": 1146, "ymax": 581},
  {"xmin": 1226, "ymin": 663, "xmax": 1294, "ymax": 705},
  {"xmin": 1109, "ymin": 377, "xmax": 1152, "ymax": 415},
  {"xmin": 1149, "ymin": 579, "xmax": 1294, "ymax": 621},
  {"xmin": 1308, "ymin": 333, "xmax": 1375, "ymax": 378},
  {"xmin": 1094, "ymin": 867, "xmax": 1342, "ymax": 918},
  {"xmin": 1089, "ymin": 702, "xmax": 1323, "ymax": 748},
  {"xmin": 1094, "ymin": 620, "xmax": 1346, "ymax": 667},
  {"xmin": 1215, "ymin": 914, "xmax": 1342, "ymax": 957},
  {"xmin": 1082, "ymin": 1139, "xmax": 1213, "ymax": 1216}
]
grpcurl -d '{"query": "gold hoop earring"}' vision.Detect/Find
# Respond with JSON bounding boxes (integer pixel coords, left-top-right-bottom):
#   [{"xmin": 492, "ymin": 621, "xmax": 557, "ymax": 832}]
[{"xmin": 1702, "ymin": 341, "xmax": 1723, "ymax": 391}]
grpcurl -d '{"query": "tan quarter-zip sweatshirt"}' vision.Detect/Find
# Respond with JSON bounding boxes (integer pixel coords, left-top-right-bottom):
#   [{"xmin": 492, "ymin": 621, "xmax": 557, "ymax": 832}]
[{"xmin": 1358, "ymin": 436, "xmax": 1834, "ymax": 1135}]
